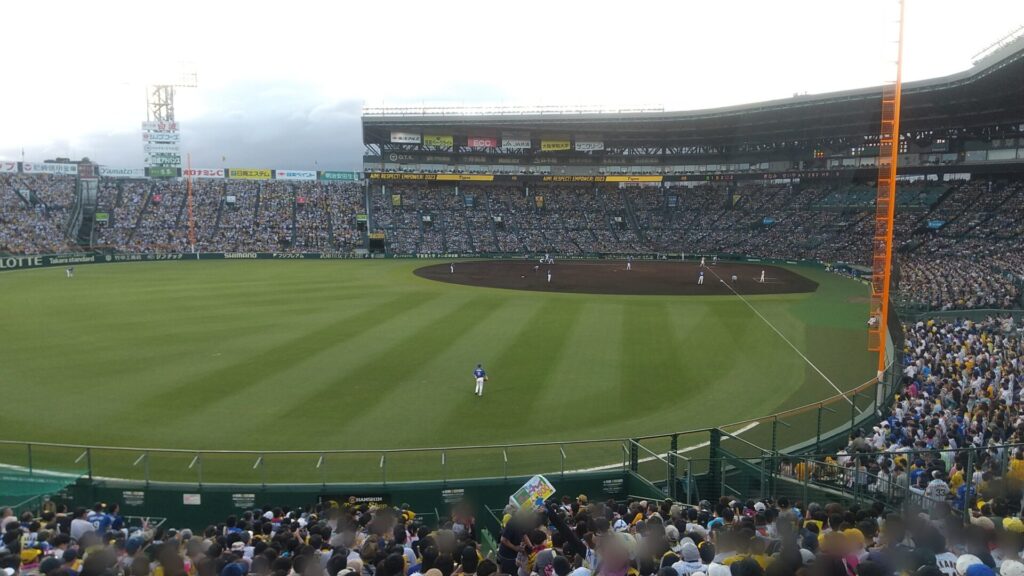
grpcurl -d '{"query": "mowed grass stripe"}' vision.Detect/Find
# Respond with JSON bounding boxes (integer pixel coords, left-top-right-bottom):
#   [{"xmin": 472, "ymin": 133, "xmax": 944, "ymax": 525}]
[
  {"xmin": 379, "ymin": 297, "xmax": 542, "ymax": 444},
  {"xmin": 134, "ymin": 292, "xmax": 439, "ymax": 414},
  {"xmin": 272, "ymin": 296, "xmax": 506, "ymax": 439},
  {"xmin": 490, "ymin": 297, "xmax": 587, "ymax": 421}
]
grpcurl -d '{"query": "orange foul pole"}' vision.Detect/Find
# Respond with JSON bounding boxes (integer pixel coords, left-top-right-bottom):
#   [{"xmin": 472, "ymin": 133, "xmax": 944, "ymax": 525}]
[
  {"xmin": 868, "ymin": 0, "xmax": 905, "ymax": 376},
  {"xmin": 187, "ymin": 152, "xmax": 196, "ymax": 251}
]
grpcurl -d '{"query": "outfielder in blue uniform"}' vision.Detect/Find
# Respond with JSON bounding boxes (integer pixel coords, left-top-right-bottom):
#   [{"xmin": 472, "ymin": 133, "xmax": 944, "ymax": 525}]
[{"xmin": 474, "ymin": 364, "xmax": 488, "ymax": 396}]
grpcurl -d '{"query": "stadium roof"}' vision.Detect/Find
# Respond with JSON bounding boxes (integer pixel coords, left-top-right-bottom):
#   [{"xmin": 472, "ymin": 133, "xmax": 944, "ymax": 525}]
[{"xmin": 363, "ymin": 34, "xmax": 1024, "ymax": 147}]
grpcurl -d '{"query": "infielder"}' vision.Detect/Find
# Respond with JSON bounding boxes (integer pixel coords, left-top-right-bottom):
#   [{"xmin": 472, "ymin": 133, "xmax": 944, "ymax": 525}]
[
  {"xmin": 626, "ymin": 256, "xmax": 632, "ymax": 271},
  {"xmin": 547, "ymin": 269, "xmax": 552, "ymax": 283},
  {"xmin": 759, "ymin": 270, "xmax": 766, "ymax": 283},
  {"xmin": 700, "ymin": 256, "xmax": 706, "ymax": 267},
  {"xmin": 449, "ymin": 262, "xmax": 455, "ymax": 274},
  {"xmin": 698, "ymin": 271, "xmax": 704, "ymax": 285},
  {"xmin": 473, "ymin": 364, "xmax": 488, "ymax": 396}
]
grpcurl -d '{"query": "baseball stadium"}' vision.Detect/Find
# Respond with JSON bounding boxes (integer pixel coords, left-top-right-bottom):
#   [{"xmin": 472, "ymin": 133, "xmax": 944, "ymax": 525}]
[{"xmin": 3, "ymin": 4, "xmax": 1024, "ymax": 575}]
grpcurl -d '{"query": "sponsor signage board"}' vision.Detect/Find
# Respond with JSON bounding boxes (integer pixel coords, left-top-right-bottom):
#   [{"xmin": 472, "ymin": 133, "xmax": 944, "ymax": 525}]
[
  {"xmin": 501, "ymin": 132, "xmax": 531, "ymax": 149},
  {"xmin": 540, "ymin": 139, "xmax": 570, "ymax": 151},
  {"xmin": 141, "ymin": 121, "xmax": 179, "ymax": 131},
  {"xmin": 390, "ymin": 131, "xmax": 421, "ymax": 144},
  {"xmin": 275, "ymin": 169, "xmax": 317, "ymax": 181},
  {"xmin": 0, "ymin": 161, "xmax": 18, "ymax": 173},
  {"xmin": 228, "ymin": 168, "xmax": 272, "ymax": 180},
  {"xmin": 147, "ymin": 167, "xmax": 179, "ymax": 178},
  {"xmin": 142, "ymin": 131, "xmax": 180, "ymax": 142},
  {"xmin": 99, "ymin": 167, "xmax": 146, "ymax": 178},
  {"xmin": 22, "ymin": 162, "xmax": 78, "ymax": 175},
  {"xmin": 143, "ymin": 142, "xmax": 180, "ymax": 153},
  {"xmin": 320, "ymin": 171, "xmax": 359, "ymax": 181},
  {"xmin": 575, "ymin": 139, "xmax": 604, "ymax": 151},
  {"xmin": 184, "ymin": 168, "xmax": 225, "ymax": 178},
  {"xmin": 467, "ymin": 135, "xmax": 498, "ymax": 148},
  {"xmin": 422, "ymin": 134, "xmax": 453, "ymax": 147}
]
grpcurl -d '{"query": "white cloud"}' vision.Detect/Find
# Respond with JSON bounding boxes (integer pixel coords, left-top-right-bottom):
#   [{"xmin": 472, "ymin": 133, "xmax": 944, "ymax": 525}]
[{"xmin": 1, "ymin": 0, "xmax": 1021, "ymax": 166}]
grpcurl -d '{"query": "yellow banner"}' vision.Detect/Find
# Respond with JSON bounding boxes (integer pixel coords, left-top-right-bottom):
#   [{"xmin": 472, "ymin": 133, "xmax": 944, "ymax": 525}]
[
  {"xmin": 229, "ymin": 168, "xmax": 272, "ymax": 180},
  {"xmin": 541, "ymin": 175, "xmax": 664, "ymax": 183},
  {"xmin": 423, "ymin": 134, "xmax": 454, "ymax": 147},
  {"xmin": 367, "ymin": 172, "xmax": 493, "ymax": 182},
  {"xmin": 540, "ymin": 140, "xmax": 570, "ymax": 151},
  {"xmin": 391, "ymin": 194, "xmax": 402, "ymax": 206},
  {"xmin": 605, "ymin": 175, "xmax": 663, "ymax": 183},
  {"xmin": 434, "ymin": 174, "xmax": 493, "ymax": 181}
]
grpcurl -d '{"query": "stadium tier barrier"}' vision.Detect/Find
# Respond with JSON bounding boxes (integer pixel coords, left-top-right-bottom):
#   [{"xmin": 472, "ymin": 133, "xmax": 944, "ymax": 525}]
[{"xmin": 0, "ymin": 251, "xmax": 899, "ymax": 530}]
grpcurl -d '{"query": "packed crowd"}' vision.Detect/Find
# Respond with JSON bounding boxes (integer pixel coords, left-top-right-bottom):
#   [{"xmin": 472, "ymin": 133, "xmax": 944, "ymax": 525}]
[
  {"xmin": 0, "ymin": 174, "xmax": 78, "ymax": 254},
  {"xmin": 3, "ymin": 173, "xmax": 1024, "ymax": 311},
  {"xmin": 11, "ymin": 484, "xmax": 1024, "ymax": 576},
  {"xmin": 780, "ymin": 315, "xmax": 1024, "ymax": 510}
]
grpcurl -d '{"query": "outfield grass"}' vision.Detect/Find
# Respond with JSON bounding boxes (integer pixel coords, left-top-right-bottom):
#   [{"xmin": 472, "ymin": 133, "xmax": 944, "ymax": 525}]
[{"xmin": 0, "ymin": 260, "xmax": 874, "ymax": 482}]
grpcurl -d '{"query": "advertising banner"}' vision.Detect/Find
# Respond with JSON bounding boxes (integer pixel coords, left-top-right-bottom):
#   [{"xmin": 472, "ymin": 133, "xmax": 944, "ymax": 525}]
[
  {"xmin": 540, "ymin": 140, "xmax": 570, "ymax": 152},
  {"xmin": 274, "ymin": 169, "xmax": 317, "ymax": 181},
  {"xmin": 422, "ymin": 134, "xmax": 454, "ymax": 147},
  {"xmin": 320, "ymin": 171, "xmax": 359, "ymax": 181},
  {"xmin": 541, "ymin": 175, "xmax": 663, "ymax": 183},
  {"xmin": 22, "ymin": 162, "xmax": 78, "ymax": 175},
  {"xmin": 228, "ymin": 168, "xmax": 272, "ymax": 180},
  {"xmin": 141, "ymin": 121, "xmax": 179, "ymax": 131},
  {"xmin": 184, "ymin": 168, "xmax": 225, "ymax": 179},
  {"xmin": 99, "ymin": 167, "xmax": 146, "ymax": 178},
  {"xmin": 0, "ymin": 161, "xmax": 18, "ymax": 173},
  {"xmin": 501, "ymin": 132, "xmax": 531, "ymax": 149},
  {"xmin": 147, "ymin": 167, "xmax": 179, "ymax": 178},
  {"xmin": 143, "ymin": 142, "xmax": 180, "ymax": 153},
  {"xmin": 367, "ymin": 172, "xmax": 494, "ymax": 182},
  {"xmin": 142, "ymin": 131, "xmax": 180, "ymax": 142},
  {"xmin": 390, "ymin": 131, "xmax": 421, "ymax": 144},
  {"xmin": 145, "ymin": 154, "xmax": 181, "ymax": 165},
  {"xmin": 575, "ymin": 139, "xmax": 604, "ymax": 152},
  {"xmin": 604, "ymin": 175, "xmax": 662, "ymax": 182},
  {"xmin": 467, "ymin": 136, "xmax": 498, "ymax": 148}
]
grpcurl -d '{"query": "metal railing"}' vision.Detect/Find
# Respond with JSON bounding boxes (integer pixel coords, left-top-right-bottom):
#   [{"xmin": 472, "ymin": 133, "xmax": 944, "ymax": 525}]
[{"xmin": 0, "ymin": 364, "xmax": 892, "ymax": 487}]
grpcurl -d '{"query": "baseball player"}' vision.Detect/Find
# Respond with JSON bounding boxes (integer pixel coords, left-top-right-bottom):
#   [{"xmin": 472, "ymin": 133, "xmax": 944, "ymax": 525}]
[
  {"xmin": 759, "ymin": 270, "xmax": 766, "ymax": 283},
  {"xmin": 473, "ymin": 364, "xmax": 488, "ymax": 396},
  {"xmin": 66, "ymin": 267, "xmax": 75, "ymax": 278},
  {"xmin": 547, "ymin": 269, "xmax": 552, "ymax": 283},
  {"xmin": 626, "ymin": 256, "xmax": 632, "ymax": 271},
  {"xmin": 450, "ymin": 262, "xmax": 454, "ymax": 274},
  {"xmin": 700, "ymin": 256, "xmax": 706, "ymax": 267},
  {"xmin": 698, "ymin": 271, "xmax": 704, "ymax": 285}
]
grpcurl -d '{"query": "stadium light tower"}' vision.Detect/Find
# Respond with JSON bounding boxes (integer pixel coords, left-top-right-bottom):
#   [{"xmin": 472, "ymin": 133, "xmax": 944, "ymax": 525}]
[
  {"xmin": 146, "ymin": 66, "xmax": 198, "ymax": 122},
  {"xmin": 867, "ymin": 0, "xmax": 905, "ymax": 376}
]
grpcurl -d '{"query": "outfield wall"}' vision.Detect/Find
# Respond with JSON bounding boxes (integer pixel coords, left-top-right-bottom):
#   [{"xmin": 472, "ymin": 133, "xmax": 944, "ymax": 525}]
[{"xmin": 0, "ymin": 250, "xmax": 837, "ymax": 272}]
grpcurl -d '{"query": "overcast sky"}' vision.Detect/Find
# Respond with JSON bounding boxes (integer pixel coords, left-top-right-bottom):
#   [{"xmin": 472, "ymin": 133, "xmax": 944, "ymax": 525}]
[{"xmin": 0, "ymin": 0, "xmax": 1022, "ymax": 170}]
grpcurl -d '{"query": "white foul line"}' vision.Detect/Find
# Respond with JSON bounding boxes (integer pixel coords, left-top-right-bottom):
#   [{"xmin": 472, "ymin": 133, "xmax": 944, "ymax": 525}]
[
  {"xmin": 568, "ymin": 422, "xmax": 760, "ymax": 473},
  {"xmin": 704, "ymin": 267, "xmax": 861, "ymax": 413}
]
